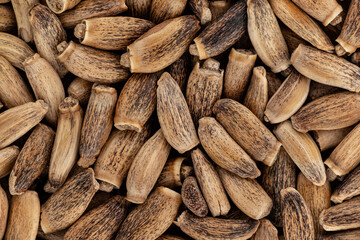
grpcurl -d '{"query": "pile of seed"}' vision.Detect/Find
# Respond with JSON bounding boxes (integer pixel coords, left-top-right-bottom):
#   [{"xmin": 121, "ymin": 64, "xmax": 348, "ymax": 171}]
[{"xmin": 0, "ymin": 0, "xmax": 359, "ymax": 239}]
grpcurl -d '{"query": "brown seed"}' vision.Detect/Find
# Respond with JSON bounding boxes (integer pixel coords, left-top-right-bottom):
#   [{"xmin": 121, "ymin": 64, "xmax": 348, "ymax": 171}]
[
  {"xmin": 314, "ymin": 127, "xmax": 353, "ymax": 152},
  {"xmin": 0, "ymin": 56, "xmax": 35, "ymax": 109},
  {"xmin": 352, "ymin": 51, "xmax": 360, "ymax": 66},
  {"xmin": 0, "ymin": 5, "xmax": 16, "ymax": 32},
  {"xmin": 0, "ymin": 184, "xmax": 8, "ymax": 239},
  {"xmin": 23, "ymin": 53, "xmax": 65, "ymax": 126},
  {"xmin": 269, "ymin": 0, "xmax": 334, "ymax": 53},
  {"xmin": 174, "ymin": 210, "xmax": 260, "ymax": 240},
  {"xmin": 40, "ymin": 169, "xmax": 99, "ymax": 234},
  {"xmin": 209, "ymin": 0, "xmax": 231, "ymax": 20},
  {"xmin": 319, "ymin": 196, "xmax": 360, "ymax": 231},
  {"xmin": 264, "ymin": 70, "xmax": 310, "ymax": 124},
  {"xmin": 274, "ymin": 121, "xmax": 326, "ymax": 186},
  {"xmin": 325, "ymin": 123, "xmax": 360, "ymax": 176},
  {"xmin": 5, "ymin": 191, "xmax": 40, "ymax": 240},
  {"xmin": 181, "ymin": 176, "xmax": 209, "ymax": 217},
  {"xmin": 297, "ymin": 173, "xmax": 331, "ymax": 239},
  {"xmin": 213, "ymin": 99, "xmax": 281, "ymax": 166},
  {"xmin": 266, "ymin": 71, "xmax": 283, "ymax": 98},
  {"xmin": 244, "ymin": 66, "xmax": 268, "ymax": 121},
  {"xmin": 191, "ymin": 148, "xmax": 231, "ymax": 217},
  {"xmin": 45, "ymin": 97, "xmax": 83, "ymax": 193},
  {"xmin": 186, "ymin": 59, "xmax": 224, "ymax": 126},
  {"xmin": 29, "ymin": 4, "xmax": 68, "ymax": 77},
  {"xmin": 189, "ymin": 0, "xmax": 212, "ymax": 25},
  {"xmin": 157, "ymin": 156, "xmax": 193, "ymax": 189},
  {"xmin": 64, "ymin": 196, "xmax": 129, "ymax": 240},
  {"xmin": 291, "ymin": 0, "xmax": 343, "ymax": 26},
  {"xmin": 9, "ymin": 124, "xmax": 55, "ymax": 195},
  {"xmin": 250, "ymin": 219, "xmax": 278, "ymax": 240},
  {"xmin": 167, "ymin": 53, "xmax": 190, "ymax": 92},
  {"xmin": 291, "ymin": 44, "xmax": 360, "ymax": 92},
  {"xmin": 281, "ymin": 187, "xmax": 315, "ymax": 240},
  {"xmin": 125, "ymin": 0, "xmax": 150, "ymax": 18},
  {"xmin": 116, "ymin": 187, "xmax": 182, "ymax": 240},
  {"xmin": 0, "ymin": 146, "xmax": 19, "ymax": 179},
  {"xmin": 190, "ymin": 1, "xmax": 247, "ymax": 60},
  {"xmin": 261, "ymin": 148, "xmax": 297, "ymax": 227},
  {"xmin": 94, "ymin": 124, "xmax": 150, "ymax": 191},
  {"xmin": 11, "ymin": 0, "xmax": 38, "ymax": 42},
  {"xmin": 223, "ymin": 48, "xmax": 257, "ymax": 101},
  {"xmin": 78, "ymin": 84, "xmax": 117, "ymax": 168},
  {"xmin": 121, "ymin": 16, "xmax": 200, "ymax": 73},
  {"xmin": 0, "ymin": 101, "xmax": 2, "ymax": 110},
  {"xmin": 331, "ymin": 166, "xmax": 360, "ymax": 204},
  {"xmin": 218, "ymin": 167, "xmax": 273, "ymax": 219},
  {"xmin": 59, "ymin": 0, "xmax": 128, "ymax": 29},
  {"xmin": 157, "ymin": 235, "xmax": 188, "ymax": 240},
  {"xmin": 46, "ymin": 0, "xmax": 81, "ymax": 14},
  {"xmin": 114, "ymin": 73, "xmax": 158, "ymax": 132},
  {"xmin": 37, "ymin": 227, "xmax": 66, "ymax": 240},
  {"xmin": 157, "ymin": 72, "xmax": 199, "ymax": 153},
  {"xmin": 247, "ymin": 0, "xmax": 290, "ymax": 73},
  {"xmin": 57, "ymin": 41, "xmax": 130, "ymax": 84},
  {"xmin": 323, "ymin": 229, "xmax": 360, "ymax": 240},
  {"xmin": 0, "ymin": 100, "xmax": 48, "ymax": 149},
  {"xmin": 0, "ymin": 32, "xmax": 35, "ymax": 70},
  {"xmin": 198, "ymin": 117, "xmax": 260, "ymax": 178},
  {"xmin": 281, "ymin": 28, "xmax": 308, "ymax": 54},
  {"xmin": 291, "ymin": 92, "xmax": 360, "ymax": 132},
  {"xmin": 67, "ymin": 78, "xmax": 93, "ymax": 106},
  {"xmin": 126, "ymin": 129, "xmax": 171, "ymax": 204},
  {"xmin": 150, "ymin": 0, "xmax": 187, "ymax": 24},
  {"xmin": 308, "ymin": 81, "xmax": 342, "ymax": 101},
  {"xmin": 74, "ymin": 16, "xmax": 154, "ymax": 51}
]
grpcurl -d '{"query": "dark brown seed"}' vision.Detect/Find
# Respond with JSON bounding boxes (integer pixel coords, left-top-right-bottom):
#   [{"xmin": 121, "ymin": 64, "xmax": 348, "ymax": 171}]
[
  {"xmin": 250, "ymin": 219, "xmax": 278, "ymax": 240},
  {"xmin": 181, "ymin": 176, "xmax": 209, "ymax": 217},
  {"xmin": 150, "ymin": 0, "xmax": 187, "ymax": 24},
  {"xmin": 167, "ymin": 53, "xmax": 190, "ymax": 92},
  {"xmin": 125, "ymin": 0, "xmax": 150, "ymax": 19},
  {"xmin": 331, "ymin": 166, "xmax": 360, "ymax": 204}
]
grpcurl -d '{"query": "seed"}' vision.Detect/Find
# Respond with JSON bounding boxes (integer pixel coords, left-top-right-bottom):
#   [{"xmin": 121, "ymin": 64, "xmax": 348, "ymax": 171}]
[
  {"xmin": 0, "ymin": 184, "xmax": 8, "ymax": 239},
  {"xmin": 323, "ymin": 229, "xmax": 360, "ymax": 240},
  {"xmin": 189, "ymin": 0, "xmax": 212, "ymax": 25},
  {"xmin": 250, "ymin": 219, "xmax": 278, "ymax": 240},
  {"xmin": 125, "ymin": 0, "xmax": 150, "ymax": 18},
  {"xmin": 331, "ymin": 166, "xmax": 360, "ymax": 204},
  {"xmin": 167, "ymin": 53, "xmax": 190, "ymax": 92},
  {"xmin": 149, "ymin": 0, "xmax": 187, "ymax": 24},
  {"xmin": 157, "ymin": 156, "xmax": 193, "ymax": 189},
  {"xmin": 314, "ymin": 127, "xmax": 353, "ymax": 152},
  {"xmin": 0, "ymin": 146, "xmax": 19, "ymax": 179},
  {"xmin": 0, "ymin": 5, "xmax": 16, "ymax": 32},
  {"xmin": 181, "ymin": 176, "xmax": 209, "ymax": 217},
  {"xmin": 67, "ymin": 78, "xmax": 93, "ymax": 106}
]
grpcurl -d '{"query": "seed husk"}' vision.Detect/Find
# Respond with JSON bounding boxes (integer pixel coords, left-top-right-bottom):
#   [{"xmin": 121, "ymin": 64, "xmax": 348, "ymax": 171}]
[
  {"xmin": 9, "ymin": 124, "xmax": 55, "ymax": 195},
  {"xmin": 29, "ymin": 4, "xmax": 68, "ymax": 77},
  {"xmin": 46, "ymin": 0, "xmax": 81, "ymax": 14},
  {"xmin": 67, "ymin": 78, "xmax": 93, "ymax": 106},
  {"xmin": 57, "ymin": 41, "xmax": 130, "ymax": 84},
  {"xmin": 40, "ymin": 168, "xmax": 99, "ymax": 234},
  {"xmin": 191, "ymin": 148, "xmax": 231, "ymax": 217},
  {"xmin": 78, "ymin": 84, "xmax": 117, "ymax": 168},
  {"xmin": 121, "ymin": 16, "xmax": 200, "ymax": 73},
  {"xmin": 274, "ymin": 120, "xmax": 326, "ymax": 186},
  {"xmin": 291, "ymin": 44, "xmax": 360, "ymax": 92},
  {"xmin": 181, "ymin": 176, "xmax": 209, "ymax": 217},
  {"xmin": 213, "ymin": 98, "xmax": 281, "ymax": 166},
  {"xmin": 189, "ymin": 0, "xmax": 212, "ymax": 25},
  {"xmin": 186, "ymin": 58, "xmax": 224, "ymax": 126},
  {"xmin": 250, "ymin": 219, "xmax": 278, "ymax": 240},
  {"xmin": 281, "ymin": 187, "xmax": 315, "ymax": 240},
  {"xmin": 0, "ymin": 5, "xmax": 16, "ymax": 32},
  {"xmin": 314, "ymin": 127, "xmax": 353, "ymax": 152},
  {"xmin": 247, "ymin": 0, "xmax": 290, "ymax": 73},
  {"xmin": 291, "ymin": 0, "xmax": 343, "ymax": 26},
  {"xmin": 116, "ymin": 187, "xmax": 182, "ymax": 240},
  {"xmin": 297, "ymin": 173, "xmax": 331, "ymax": 239},
  {"xmin": 198, "ymin": 117, "xmax": 260, "ymax": 178},
  {"xmin": 125, "ymin": 0, "xmax": 150, "ymax": 19},
  {"xmin": 291, "ymin": 92, "xmax": 360, "ymax": 132},
  {"xmin": 269, "ymin": 0, "xmax": 334, "ymax": 53},
  {"xmin": 157, "ymin": 156, "xmax": 193, "ymax": 189},
  {"xmin": 150, "ymin": 0, "xmax": 187, "ymax": 24},
  {"xmin": 64, "ymin": 196, "xmax": 129, "ymax": 240},
  {"xmin": 114, "ymin": 73, "xmax": 158, "ymax": 132},
  {"xmin": 261, "ymin": 148, "xmax": 297, "ymax": 227},
  {"xmin": 94, "ymin": 123, "xmax": 150, "ymax": 190},
  {"xmin": 23, "ymin": 53, "xmax": 65, "ymax": 126},
  {"xmin": 264, "ymin": 70, "xmax": 310, "ymax": 124},
  {"xmin": 126, "ymin": 129, "xmax": 171, "ymax": 204},
  {"xmin": 190, "ymin": 1, "xmax": 247, "ymax": 60},
  {"xmin": 319, "ymin": 196, "xmax": 360, "ymax": 231},
  {"xmin": 331, "ymin": 166, "xmax": 360, "ymax": 204},
  {"xmin": 0, "ymin": 146, "xmax": 19, "ymax": 179},
  {"xmin": 0, "ymin": 32, "xmax": 34, "ymax": 70},
  {"xmin": 0, "ymin": 56, "xmax": 35, "ymax": 109},
  {"xmin": 0, "ymin": 100, "xmax": 48, "ymax": 149},
  {"xmin": 174, "ymin": 210, "xmax": 260, "ymax": 240},
  {"xmin": 243, "ymin": 66, "xmax": 268, "ymax": 121},
  {"xmin": 0, "ymin": 184, "xmax": 8, "ymax": 239},
  {"xmin": 59, "ymin": 0, "xmax": 128, "ymax": 29},
  {"xmin": 325, "ymin": 123, "xmax": 360, "ymax": 176},
  {"xmin": 157, "ymin": 72, "xmax": 199, "ymax": 154},
  {"xmin": 223, "ymin": 49, "xmax": 257, "ymax": 101},
  {"xmin": 45, "ymin": 97, "xmax": 83, "ymax": 193},
  {"xmin": 74, "ymin": 16, "xmax": 154, "ymax": 51},
  {"xmin": 5, "ymin": 190, "xmax": 40, "ymax": 240}
]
